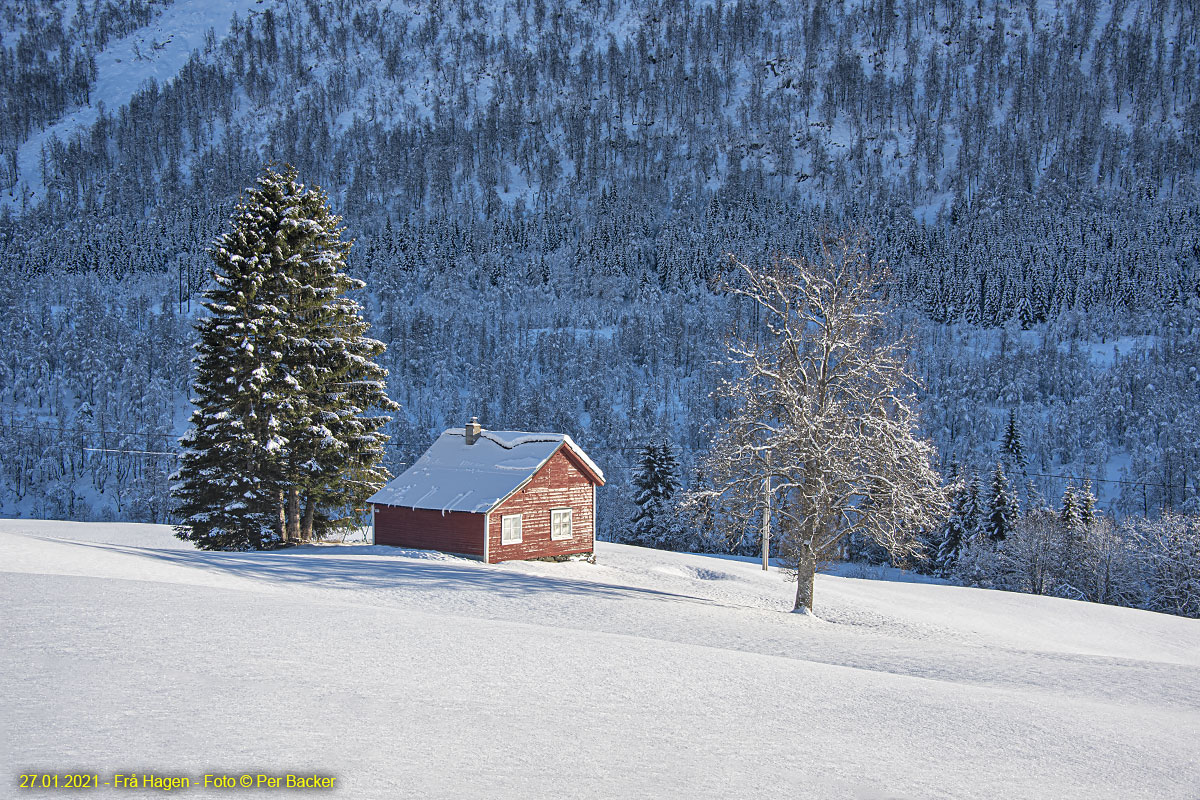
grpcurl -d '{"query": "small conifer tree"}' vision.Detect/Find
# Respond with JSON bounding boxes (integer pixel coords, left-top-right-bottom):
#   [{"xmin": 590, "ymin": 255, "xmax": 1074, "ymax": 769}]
[
  {"xmin": 963, "ymin": 472, "xmax": 984, "ymax": 541},
  {"xmin": 1078, "ymin": 480, "xmax": 1097, "ymax": 527},
  {"xmin": 631, "ymin": 440, "xmax": 682, "ymax": 549},
  {"xmin": 986, "ymin": 462, "xmax": 1019, "ymax": 542},
  {"xmin": 936, "ymin": 475, "xmax": 969, "ymax": 575},
  {"xmin": 1057, "ymin": 483, "xmax": 1084, "ymax": 587},
  {"xmin": 1001, "ymin": 409, "xmax": 1027, "ymax": 473},
  {"xmin": 1060, "ymin": 484, "xmax": 1081, "ymax": 532}
]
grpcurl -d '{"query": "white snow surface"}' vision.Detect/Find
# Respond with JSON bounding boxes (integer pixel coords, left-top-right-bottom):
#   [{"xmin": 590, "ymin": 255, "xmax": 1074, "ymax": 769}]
[
  {"xmin": 2, "ymin": 518, "xmax": 1199, "ymax": 799},
  {"xmin": 368, "ymin": 428, "xmax": 604, "ymax": 513}
]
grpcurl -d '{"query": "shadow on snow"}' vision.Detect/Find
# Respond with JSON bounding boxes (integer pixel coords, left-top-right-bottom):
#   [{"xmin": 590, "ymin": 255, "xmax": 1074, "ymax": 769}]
[{"xmin": 38, "ymin": 536, "xmax": 715, "ymax": 605}]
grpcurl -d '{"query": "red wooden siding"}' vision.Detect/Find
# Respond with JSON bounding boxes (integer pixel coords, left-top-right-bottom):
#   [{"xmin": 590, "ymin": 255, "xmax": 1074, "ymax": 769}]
[
  {"xmin": 373, "ymin": 505, "xmax": 485, "ymax": 557},
  {"xmin": 487, "ymin": 446, "xmax": 595, "ymax": 563}
]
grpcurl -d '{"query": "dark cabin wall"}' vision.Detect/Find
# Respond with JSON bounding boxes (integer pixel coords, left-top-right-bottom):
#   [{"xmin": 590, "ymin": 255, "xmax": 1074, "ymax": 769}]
[{"xmin": 373, "ymin": 505, "xmax": 486, "ymax": 557}]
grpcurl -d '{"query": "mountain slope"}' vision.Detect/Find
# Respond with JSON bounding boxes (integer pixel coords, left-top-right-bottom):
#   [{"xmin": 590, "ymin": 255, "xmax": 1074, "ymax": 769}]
[{"xmin": 5, "ymin": 0, "xmax": 1198, "ymax": 215}]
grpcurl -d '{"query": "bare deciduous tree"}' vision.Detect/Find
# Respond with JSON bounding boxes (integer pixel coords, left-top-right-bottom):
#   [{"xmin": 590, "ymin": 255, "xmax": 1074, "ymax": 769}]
[
  {"xmin": 701, "ymin": 235, "xmax": 946, "ymax": 613},
  {"xmin": 1129, "ymin": 514, "xmax": 1200, "ymax": 618}
]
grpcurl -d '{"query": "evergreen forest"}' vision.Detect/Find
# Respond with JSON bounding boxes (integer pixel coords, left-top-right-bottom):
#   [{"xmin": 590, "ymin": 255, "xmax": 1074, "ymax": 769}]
[{"xmin": 1, "ymin": 0, "xmax": 1198, "ymax": 561}]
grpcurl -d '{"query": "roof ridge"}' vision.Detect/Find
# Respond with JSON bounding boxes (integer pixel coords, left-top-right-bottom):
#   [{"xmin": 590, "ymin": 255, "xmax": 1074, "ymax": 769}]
[
  {"xmin": 368, "ymin": 428, "xmax": 603, "ymax": 513},
  {"xmin": 445, "ymin": 427, "xmax": 566, "ymax": 451}
]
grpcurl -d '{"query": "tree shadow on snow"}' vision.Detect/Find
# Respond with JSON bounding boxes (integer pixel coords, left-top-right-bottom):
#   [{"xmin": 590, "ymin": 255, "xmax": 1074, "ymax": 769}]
[{"xmin": 45, "ymin": 537, "xmax": 715, "ymax": 605}]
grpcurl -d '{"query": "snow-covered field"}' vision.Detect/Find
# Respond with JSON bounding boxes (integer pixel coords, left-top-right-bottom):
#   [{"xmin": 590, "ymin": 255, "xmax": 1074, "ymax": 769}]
[{"xmin": 2, "ymin": 519, "xmax": 1198, "ymax": 799}]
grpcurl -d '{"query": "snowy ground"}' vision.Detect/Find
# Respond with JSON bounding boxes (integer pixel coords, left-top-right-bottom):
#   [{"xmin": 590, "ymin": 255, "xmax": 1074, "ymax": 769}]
[{"xmin": 2, "ymin": 519, "xmax": 1198, "ymax": 799}]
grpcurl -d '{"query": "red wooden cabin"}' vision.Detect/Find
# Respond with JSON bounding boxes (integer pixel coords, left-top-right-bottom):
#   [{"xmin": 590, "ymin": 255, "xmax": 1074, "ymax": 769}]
[{"xmin": 368, "ymin": 419, "xmax": 605, "ymax": 563}]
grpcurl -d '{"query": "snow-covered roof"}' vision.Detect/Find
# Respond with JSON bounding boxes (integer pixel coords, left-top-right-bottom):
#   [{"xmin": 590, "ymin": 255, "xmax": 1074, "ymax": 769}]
[{"xmin": 369, "ymin": 428, "xmax": 605, "ymax": 514}]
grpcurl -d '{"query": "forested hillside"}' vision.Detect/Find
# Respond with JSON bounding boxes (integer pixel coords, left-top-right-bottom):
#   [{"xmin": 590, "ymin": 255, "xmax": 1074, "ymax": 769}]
[{"xmin": 0, "ymin": 0, "xmax": 1197, "ymax": 532}]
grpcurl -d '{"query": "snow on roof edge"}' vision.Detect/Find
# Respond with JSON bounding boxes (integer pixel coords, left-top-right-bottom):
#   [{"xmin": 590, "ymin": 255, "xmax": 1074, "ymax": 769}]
[
  {"xmin": 560, "ymin": 434, "xmax": 605, "ymax": 484},
  {"xmin": 444, "ymin": 427, "xmax": 605, "ymax": 483}
]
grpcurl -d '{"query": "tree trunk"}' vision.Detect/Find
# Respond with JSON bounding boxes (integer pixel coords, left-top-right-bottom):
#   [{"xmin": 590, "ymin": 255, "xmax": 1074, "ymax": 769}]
[
  {"xmin": 793, "ymin": 550, "xmax": 817, "ymax": 613},
  {"xmin": 287, "ymin": 487, "xmax": 301, "ymax": 544},
  {"xmin": 300, "ymin": 494, "xmax": 316, "ymax": 543},
  {"xmin": 277, "ymin": 490, "xmax": 288, "ymax": 544}
]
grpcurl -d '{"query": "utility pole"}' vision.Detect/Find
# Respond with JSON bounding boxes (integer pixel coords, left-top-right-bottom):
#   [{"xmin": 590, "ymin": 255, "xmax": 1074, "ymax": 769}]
[{"xmin": 762, "ymin": 474, "xmax": 770, "ymax": 571}]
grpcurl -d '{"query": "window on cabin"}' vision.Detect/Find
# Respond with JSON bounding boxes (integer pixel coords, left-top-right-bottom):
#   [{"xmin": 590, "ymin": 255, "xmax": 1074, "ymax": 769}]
[
  {"xmin": 550, "ymin": 508, "xmax": 573, "ymax": 540},
  {"xmin": 501, "ymin": 514, "xmax": 522, "ymax": 544}
]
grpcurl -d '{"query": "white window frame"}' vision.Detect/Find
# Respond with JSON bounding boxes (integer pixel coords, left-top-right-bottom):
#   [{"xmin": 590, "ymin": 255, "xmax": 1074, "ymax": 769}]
[
  {"xmin": 501, "ymin": 513, "xmax": 523, "ymax": 544},
  {"xmin": 550, "ymin": 508, "xmax": 573, "ymax": 540}
]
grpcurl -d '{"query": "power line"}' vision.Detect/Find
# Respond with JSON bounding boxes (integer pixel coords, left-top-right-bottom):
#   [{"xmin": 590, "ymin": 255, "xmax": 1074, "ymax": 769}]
[
  {"xmin": 84, "ymin": 447, "xmax": 178, "ymax": 457},
  {"xmin": 1021, "ymin": 470, "xmax": 1190, "ymax": 492},
  {"xmin": 3, "ymin": 422, "xmax": 177, "ymax": 440}
]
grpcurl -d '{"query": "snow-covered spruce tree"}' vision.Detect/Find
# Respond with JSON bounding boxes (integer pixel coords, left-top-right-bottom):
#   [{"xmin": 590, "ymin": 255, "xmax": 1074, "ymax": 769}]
[
  {"xmin": 934, "ymin": 475, "xmax": 970, "ymax": 577},
  {"xmin": 266, "ymin": 166, "xmax": 399, "ymax": 542},
  {"xmin": 962, "ymin": 472, "xmax": 984, "ymax": 542},
  {"xmin": 699, "ymin": 236, "xmax": 946, "ymax": 613},
  {"xmin": 985, "ymin": 462, "xmax": 1018, "ymax": 543},
  {"xmin": 631, "ymin": 441, "xmax": 683, "ymax": 549},
  {"xmin": 1000, "ymin": 409, "xmax": 1027, "ymax": 473},
  {"xmin": 173, "ymin": 165, "xmax": 398, "ymax": 549},
  {"xmin": 1056, "ymin": 483, "xmax": 1088, "ymax": 596},
  {"xmin": 1060, "ymin": 484, "xmax": 1081, "ymax": 530},
  {"xmin": 1078, "ymin": 481, "xmax": 1097, "ymax": 528},
  {"xmin": 629, "ymin": 443, "xmax": 660, "ymax": 544},
  {"xmin": 1056, "ymin": 480, "xmax": 1117, "ymax": 602},
  {"xmin": 172, "ymin": 179, "xmax": 292, "ymax": 549}
]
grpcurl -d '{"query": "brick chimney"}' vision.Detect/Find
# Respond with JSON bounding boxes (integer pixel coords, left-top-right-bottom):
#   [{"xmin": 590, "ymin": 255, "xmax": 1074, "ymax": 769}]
[{"xmin": 465, "ymin": 416, "xmax": 482, "ymax": 445}]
